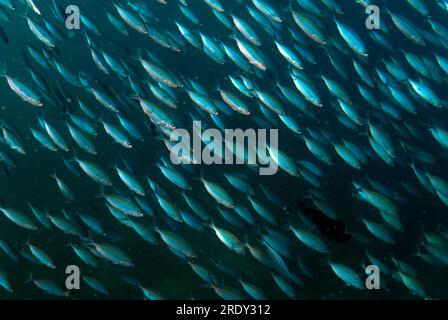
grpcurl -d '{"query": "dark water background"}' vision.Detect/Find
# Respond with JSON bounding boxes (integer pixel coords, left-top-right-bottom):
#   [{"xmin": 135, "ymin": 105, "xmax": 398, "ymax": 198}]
[{"xmin": 0, "ymin": 0, "xmax": 447, "ymax": 299}]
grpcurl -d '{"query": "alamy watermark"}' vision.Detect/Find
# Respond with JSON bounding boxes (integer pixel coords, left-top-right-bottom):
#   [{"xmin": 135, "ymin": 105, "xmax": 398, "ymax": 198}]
[
  {"xmin": 66, "ymin": 5, "xmax": 80, "ymax": 30},
  {"xmin": 64, "ymin": 4, "xmax": 379, "ymax": 31},
  {"xmin": 169, "ymin": 121, "xmax": 279, "ymax": 176},
  {"xmin": 65, "ymin": 265, "xmax": 80, "ymax": 290},
  {"xmin": 365, "ymin": 265, "xmax": 381, "ymax": 290},
  {"xmin": 365, "ymin": 5, "xmax": 381, "ymax": 30}
]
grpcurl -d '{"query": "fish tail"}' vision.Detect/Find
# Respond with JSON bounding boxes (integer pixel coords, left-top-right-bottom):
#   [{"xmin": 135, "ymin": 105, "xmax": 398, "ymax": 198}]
[
  {"xmin": 95, "ymin": 184, "xmax": 106, "ymax": 199},
  {"xmin": 49, "ymin": 171, "xmax": 57, "ymax": 180},
  {"xmin": 243, "ymin": 234, "xmax": 250, "ymax": 247},
  {"xmin": 204, "ymin": 217, "xmax": 214, "ymax": 230},
  {"xmin": 0, "ymin": 118, "xmax": 5, "ymax": 129},
  {"xmin": 80, "ymin": 230, "xmax": 96, "ymax": 247},
  {"xmin": 199, "ymin": 282, "xmax": 214, "ymax": 290},
  {"xmin": 228, "ymin": 31, "xmax": 237, "ymax": 41},
  {"xmin": 281, "ymin": 1, "xmax": 292, "ymax": 13},
  {"xmin": 24, "ymin": 273, "xmax": 34, "ymax": 284},
  {"xmin": 118, "ymin": 274, "xmax": 141, "ymax": 288},
  {"xmin": 130, "ymin": 47, "xmax": 143, "ymax": 62},
  {"xmin": 0, "ymin": 60, "xmax": 6, "ymax": 76}
]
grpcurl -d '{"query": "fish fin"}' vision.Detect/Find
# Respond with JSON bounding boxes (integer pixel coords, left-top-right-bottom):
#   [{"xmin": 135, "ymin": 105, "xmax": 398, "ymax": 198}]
[
  {"xmin": 24, "ymin": 273, "xmax": 34, "ymax": 284},
  {"xmin": 0, "ymin": 60, "xmax": 6, "ymax": 77}
]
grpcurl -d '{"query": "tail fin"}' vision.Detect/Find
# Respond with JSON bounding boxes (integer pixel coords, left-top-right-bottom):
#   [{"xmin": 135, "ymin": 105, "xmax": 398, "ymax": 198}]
[
  {"xmin": 24, "ymin": 273, "xmax": 34, "ymax": 284},
  {"xmin": 118, "ymin": 274, "xmax": 142, "ymax": 288},
  {"xmin": 0, "ymin": 60, "xmax": 6, "ymax": 77}
]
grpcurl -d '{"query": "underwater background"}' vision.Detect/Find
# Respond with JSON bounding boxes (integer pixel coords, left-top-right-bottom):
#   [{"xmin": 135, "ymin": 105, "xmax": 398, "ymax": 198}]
[{"xmin": 0, "ymin": 0, "xmax": 447, "ymax": 300}]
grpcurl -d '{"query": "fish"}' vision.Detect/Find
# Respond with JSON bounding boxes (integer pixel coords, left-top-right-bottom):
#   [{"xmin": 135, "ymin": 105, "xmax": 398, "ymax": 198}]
[
  {"xmin": 89, "ymin": 242, "xmax": 135, "ymax": 267},
  {"xmin": 0, "ymin": 207, "xmax": 38, "ymax": 230},
  {"xmin": 1, "ymin": 62, "xmax": 43, "ymax": 106},
  {"xmin": 329, "ymin": 262, "xmax": 364, "ymax": 290},
  {"xmin": 0, "ymin": 270, "xmax": 13, "ymax": 293},
  {"xmin": 208, "ymin": 221, "xmax": 245, "ymax": 255}
]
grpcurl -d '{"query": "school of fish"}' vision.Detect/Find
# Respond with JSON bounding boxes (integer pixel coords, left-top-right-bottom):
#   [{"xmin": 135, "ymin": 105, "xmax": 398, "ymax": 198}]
[{"xmin": 0, "ymin": 0, "xmax": 447, "ymax": 300}]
